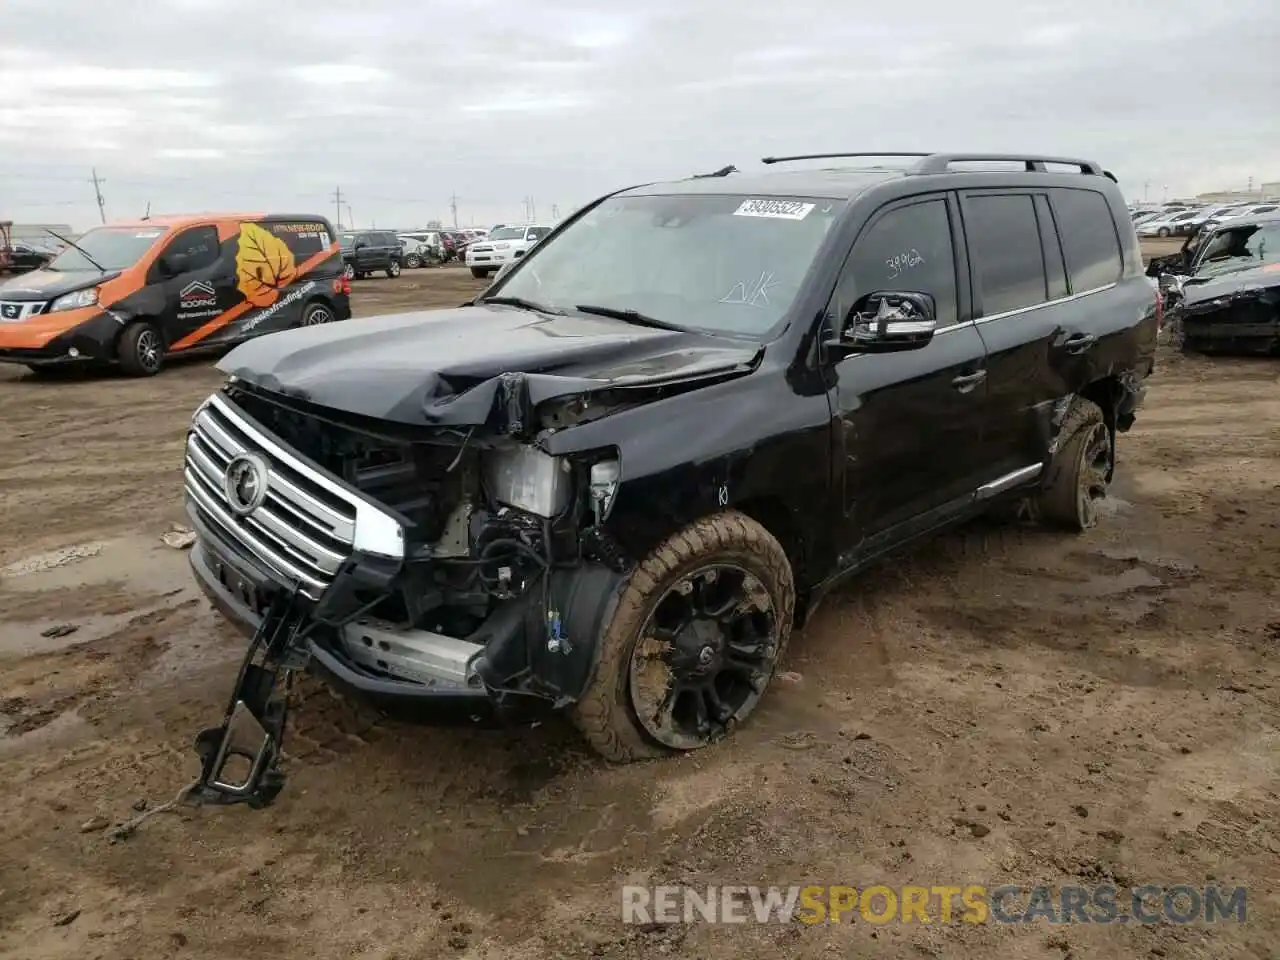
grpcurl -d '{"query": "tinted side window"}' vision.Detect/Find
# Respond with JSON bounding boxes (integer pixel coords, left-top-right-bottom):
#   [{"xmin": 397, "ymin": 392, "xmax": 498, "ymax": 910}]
[
  {"xmin": 1050, "ymin": 189, "xmax": 1122, "ymax": 292},
  {"xmin": 265, "ymin": 221, "xmax": 332, "ymax": 257},
  {"xmin": 167, "ymin": 225, "xmax": 220, "ymax": 272},
  {"xmin": 842, "ymin": 198, "xmax": 958, "ymax": 328},
  {"xmin": 963, "ymin": 194, "xmax": 1046, "ymax": 316}
]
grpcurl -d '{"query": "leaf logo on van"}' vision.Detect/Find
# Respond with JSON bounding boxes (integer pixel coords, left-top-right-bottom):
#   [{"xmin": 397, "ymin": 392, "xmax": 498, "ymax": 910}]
[{"xmin": 235, "ymin": 222, "xmax": 298, "ymax": 308}]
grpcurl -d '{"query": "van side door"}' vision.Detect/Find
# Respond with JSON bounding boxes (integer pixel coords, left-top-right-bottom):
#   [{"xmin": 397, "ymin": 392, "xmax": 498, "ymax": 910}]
[
  {"xmin": 148, "ymin": 224, "xmax": 233, "ymax": 350},
  {"xmin": 826, "ymin": 193, "xmax": 991, "ymax": 562}
]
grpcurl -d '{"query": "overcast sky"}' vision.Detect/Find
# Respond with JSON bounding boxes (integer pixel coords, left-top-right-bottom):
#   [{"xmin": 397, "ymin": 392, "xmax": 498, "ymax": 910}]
[{"xmin": 2, "ymin": 0, "xmax": 1277, "ymax": 232}]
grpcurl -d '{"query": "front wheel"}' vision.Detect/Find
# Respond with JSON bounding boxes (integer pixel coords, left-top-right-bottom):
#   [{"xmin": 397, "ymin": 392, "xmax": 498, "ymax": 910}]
[
  {"xmin": 342, "ymin": 263, "xmax": 355, "ymax": 281},
  {"xmin": 571, "ymin": 511, "xmax": 795, "ymax": 762},
  {"xmin": 1037, "ymin": 397, "xmax": 1111, "ymax": 531},
  {"xmin": 117, "ymin": 321, "xmax": 164, "ymax": 377},
  {"xmin": 386, "ymin": 260, "xmax": 401, "ymax": 278},
  {"xmin": 405, "ymin": 254, "xmax": 422, "ymax": 269},
  {"xmin": 1157, "ymin": 227, "xmax": 1171, "ymax": 238}
]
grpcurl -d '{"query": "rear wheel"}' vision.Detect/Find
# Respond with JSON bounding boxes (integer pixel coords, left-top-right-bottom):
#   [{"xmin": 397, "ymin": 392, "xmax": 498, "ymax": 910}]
[
  {"xmin": 405, "ymin": 253, "xmax": 422, "ymax": 269},
  {"xmin": 342, "ymin": 262, "xmax": 356, "ymax": 281},
  {"xmin": 386, "ymin": 260, "xmax": 401, "ymax": 278},
  {"xmin": 117, "ymin": 322, "xmax": 164, "ymax": 377},
  {"xmin": 1037, "ymin": 398, "xmax": 1111, "ymax": 531},
  {"xmin": 571, "ymin": 510, "xmax": 794, "ymax": 762},
  {"xmin": 301, "ymin": 301, "xmax": 335, "ymax": 326},
  {"xmin": 1157, "ymin": 227, "xmax": 1171, "ymax": 238}
]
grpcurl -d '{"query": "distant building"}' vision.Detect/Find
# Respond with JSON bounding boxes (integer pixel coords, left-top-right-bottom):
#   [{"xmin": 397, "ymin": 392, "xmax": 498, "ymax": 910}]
[{"xmin": 1195, "ymin": 185, "xmax": 1280, "ymax": 203}]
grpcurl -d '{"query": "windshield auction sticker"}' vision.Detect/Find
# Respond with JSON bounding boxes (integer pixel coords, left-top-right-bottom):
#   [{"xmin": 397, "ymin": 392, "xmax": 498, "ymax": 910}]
[{"xmin": 733, "ymin": 199, "xmax": 816, "ymax": 220}]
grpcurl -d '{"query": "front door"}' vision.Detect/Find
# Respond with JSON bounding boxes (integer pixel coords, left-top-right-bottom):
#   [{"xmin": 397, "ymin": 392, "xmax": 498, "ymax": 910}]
[
  {"xmin": 149, "ymin": 224, "xmax": 236, "ymax": 349},
  {"xmin": 826, "ymin": 194, "xmax": 991, "ymax": 561}
]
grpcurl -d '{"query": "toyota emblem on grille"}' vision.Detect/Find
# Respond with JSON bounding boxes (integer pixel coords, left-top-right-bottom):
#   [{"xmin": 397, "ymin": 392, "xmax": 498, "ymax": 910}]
[{"xmin": 223, "ymin": 453, "xmax": 270, "ymax": 517}]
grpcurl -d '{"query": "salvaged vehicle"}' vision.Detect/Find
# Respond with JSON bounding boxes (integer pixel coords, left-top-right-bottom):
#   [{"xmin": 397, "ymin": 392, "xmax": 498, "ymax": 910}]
[
  {"xmin": 0, "ymin": 213, "xmax": 350, "ymax": 376},
  {"xmin": 183, "ymin": 152, "xmax": 1158, "ymax": 807},
  {"xmin": 1147, "ymin": 214, "xmax": 1280, "ymax": 354}
]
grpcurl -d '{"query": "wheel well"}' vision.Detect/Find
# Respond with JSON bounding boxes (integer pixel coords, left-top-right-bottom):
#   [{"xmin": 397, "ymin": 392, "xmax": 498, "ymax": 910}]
[
  {"xmin": 1079, "ymin": 376, "xmax": 1120, "ymax": 432},
  {"xmin": 734, "ymin": 495, "xmax": 811, "ymax": 626},
  {"xmin": 1079, "ymin": 376, "xmax": 1121, "ymax": 480}
]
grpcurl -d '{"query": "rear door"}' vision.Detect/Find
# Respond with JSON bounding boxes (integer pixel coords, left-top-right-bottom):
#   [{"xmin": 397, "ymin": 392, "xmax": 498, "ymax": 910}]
[
  {"xmin": 229, "ymin": 219, "xmax": 336, "ymax": 337},
  {"xmin": 960, "ymin": 187, "xmax": 1124, "ymax": 483}
]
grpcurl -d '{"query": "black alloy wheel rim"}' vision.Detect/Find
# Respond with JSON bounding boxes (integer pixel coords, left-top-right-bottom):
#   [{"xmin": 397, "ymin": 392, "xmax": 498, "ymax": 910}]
[
  {"xmin": 1077, "ymin": 422, "xmax": 1112, "ymax": 528},
  {"xmin": 628, "ymin": 563, "xmax": 780, "ymax": 750}
]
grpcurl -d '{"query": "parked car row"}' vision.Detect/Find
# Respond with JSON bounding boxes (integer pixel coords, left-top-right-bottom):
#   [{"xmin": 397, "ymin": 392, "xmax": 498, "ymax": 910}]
[{"xmin": 1130, "ymin": 200, "xmax": 1280, "ymax": 238}]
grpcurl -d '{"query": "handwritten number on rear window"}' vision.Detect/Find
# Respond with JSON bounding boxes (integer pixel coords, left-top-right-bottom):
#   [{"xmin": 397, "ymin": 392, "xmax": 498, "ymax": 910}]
[{"xmin": 885, "ymin": 249, "xmax": 925, "ymax": 280}]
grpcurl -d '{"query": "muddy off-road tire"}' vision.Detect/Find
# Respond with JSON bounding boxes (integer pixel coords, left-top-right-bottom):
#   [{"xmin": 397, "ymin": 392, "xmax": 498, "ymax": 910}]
[
  {"xmin": 117, "ymin": 321, "xmax": 164, "ymax": 377},
  {"xmin": 1037, "ymin": 397, "xmax": 1111, "ymax": 532},
  {"xmin": 571, "ymin": 510, "xmax": 795, "ymax": 762}
]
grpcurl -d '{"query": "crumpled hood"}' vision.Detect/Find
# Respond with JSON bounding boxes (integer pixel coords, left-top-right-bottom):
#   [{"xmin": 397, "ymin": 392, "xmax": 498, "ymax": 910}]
[
  {"xmin": 1182, "ymin": 264, "xmax": 1280, "ymax": 307},
  {"xmin": 219, "ymin": 303, "xmax": 763, "ymax": 428},
  {"xmin": 0, "ymin": 268, "xmax": 120, "ymax": 302}
]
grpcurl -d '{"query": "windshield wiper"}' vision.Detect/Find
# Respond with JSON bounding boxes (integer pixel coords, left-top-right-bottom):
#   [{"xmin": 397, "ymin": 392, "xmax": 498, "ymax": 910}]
[
  {"xmin": 479, "ymin": 295, "xmax": 565, "ymax": 315},
  {"xmin": 574, "ymin": 303, "xmax": 685, "ymax": 331},
  {"xmin": 45, "ymin": 228, "xmax": 107, "ymax": 273}
]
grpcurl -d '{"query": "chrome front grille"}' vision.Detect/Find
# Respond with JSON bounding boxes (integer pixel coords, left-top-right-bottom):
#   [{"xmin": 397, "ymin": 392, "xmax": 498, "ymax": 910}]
[{"xmin": 184, "ymin": 392, "xmax": 404, "ymax": 598}]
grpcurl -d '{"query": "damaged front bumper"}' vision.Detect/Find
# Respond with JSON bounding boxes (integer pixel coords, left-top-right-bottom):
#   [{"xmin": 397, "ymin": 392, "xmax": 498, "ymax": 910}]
[{"xmin": 186, "ymin": 493, "xmax": 625, "ymax": 807}]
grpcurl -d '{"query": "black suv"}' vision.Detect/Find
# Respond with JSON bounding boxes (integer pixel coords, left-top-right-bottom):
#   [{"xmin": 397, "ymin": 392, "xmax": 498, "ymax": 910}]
[
  {"xmin": 340, "ymin": 230, "xmax": 402, "ymax": 280},
  {"xmin": 180, "ymin": 152, "xmax": 1158, "ymax": 807}
]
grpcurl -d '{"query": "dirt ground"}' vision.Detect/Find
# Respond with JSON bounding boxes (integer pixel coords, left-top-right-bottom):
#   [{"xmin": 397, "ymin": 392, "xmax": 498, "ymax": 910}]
[{"xmin": 2, "ymin": 258, "xmax": 1277, "ymax": 960}]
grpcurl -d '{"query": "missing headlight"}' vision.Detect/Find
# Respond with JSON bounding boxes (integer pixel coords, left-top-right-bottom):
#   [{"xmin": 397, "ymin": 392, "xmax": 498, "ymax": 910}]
[{"xmin": 483, "ymin": 445, "xmax": 571, "ymax": 517}]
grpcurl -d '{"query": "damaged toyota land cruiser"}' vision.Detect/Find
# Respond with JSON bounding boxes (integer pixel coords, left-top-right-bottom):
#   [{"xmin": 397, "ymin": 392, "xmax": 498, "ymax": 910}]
[{"xmin": 183, "ymin": 152, "xmax": 1158, "ymax": 807}]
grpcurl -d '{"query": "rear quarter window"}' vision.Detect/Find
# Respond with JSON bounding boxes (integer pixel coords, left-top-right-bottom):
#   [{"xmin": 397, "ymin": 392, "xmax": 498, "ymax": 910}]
[
  {"xmin": 264, "ymin": 221, "xmax": 333, "ymax": 257},
  {"xmin": 1049, "ymin": 189, "xmax": 1123, "ymax": 292}
]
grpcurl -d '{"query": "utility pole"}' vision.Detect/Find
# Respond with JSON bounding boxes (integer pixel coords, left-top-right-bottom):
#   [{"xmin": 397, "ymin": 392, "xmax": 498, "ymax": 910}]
[
  {"xmin": 89, "ymin": 168, "xmax": 107, "ymax": 223},
  {"xmin": 332, "ymin": 186, "xmax": 344, "ymax": 230},
  {"xmin": 1143, "ymin": 181, "xmax": 1149, "ymax": 202},
  {"xmin": 450, "ymin": 194, "xmax": 459, "ymax": 228}
]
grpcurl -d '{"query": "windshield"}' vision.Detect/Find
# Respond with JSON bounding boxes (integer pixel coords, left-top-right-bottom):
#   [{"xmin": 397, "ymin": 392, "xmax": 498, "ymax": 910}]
[
  {"xmin": 491, "ymin": 193, "xmax": 840, "ymax": 337},
  {"xmin": 487, "ymin": 226, "xmax": 527, "ymax": 241},
  {"xmin": 46, "ymin": 226, "xmax": 169, "ymax": 271},
  {"xmin": 1193, "ymin": 223, "xmax": 1280, "ymax": 277},
  {"xmin": 340, "ymin": 233, "xmax": 356, "ymax": 247}
]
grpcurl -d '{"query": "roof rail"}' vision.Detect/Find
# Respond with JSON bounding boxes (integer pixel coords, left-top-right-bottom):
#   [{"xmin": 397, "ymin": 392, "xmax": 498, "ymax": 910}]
[
  {"xmin": 909, "ymin": 154, "xmax": 1104, "ymax": 176},
  {"xmin": 761, "ymin": 152, "xmax": 931, "ymax": 165}
]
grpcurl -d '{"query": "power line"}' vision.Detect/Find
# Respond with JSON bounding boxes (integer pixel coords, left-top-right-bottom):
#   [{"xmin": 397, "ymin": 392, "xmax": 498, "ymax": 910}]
[{"xmin": 89, "ymin": 168, "xmax": 107, "ymax": 224}]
